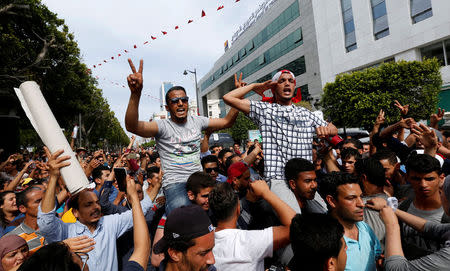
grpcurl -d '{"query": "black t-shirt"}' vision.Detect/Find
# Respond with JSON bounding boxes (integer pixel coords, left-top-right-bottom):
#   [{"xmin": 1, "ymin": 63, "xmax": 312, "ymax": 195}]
[{"xmin": 123, "ymin": 261, "xmax": 144, "ymax": 271}]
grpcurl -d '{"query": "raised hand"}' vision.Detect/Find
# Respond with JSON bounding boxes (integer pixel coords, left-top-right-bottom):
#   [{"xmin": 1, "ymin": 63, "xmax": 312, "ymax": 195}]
[
  {"xmin": 316, "ymin": 123, "xmax": 335, "ymax": 139},
  {"xmin": 234, "ymin": 73, "xmax": 247, "ymax": 88},
  {"xmin": 394, "ymin": 100, "xmax": 409, "ymax": 116},
  {"xmin": 399, "ymin": 117, "xmax": 416, "ymax": 129},
  {"xmin": 249, "ymin": 180, "xmax": 270, "ymax": 198},
  {"xmin": 412, "ymin": 123, "xmax": 438, "ymax": 149},
  {"xmin": 63, "ymin": 236, "xmax": 95, "ymax": 253},
  {"xmin": 252, "ymin": 80, "xmax": 277, "ymax": 97},
  {"xmin": 127, "ymin": 59, "xmax": 143, "ymax": 94},
  {"xmin": 375, "ymin": 109, "xmax": 385, "ymax": 126},
  {"xmin": 44, "ymin": 147, "xmax": 71, "ymax": 178},
  {"xmin": 430, "ymin": 108, "xmax": 445, "ymax": 128}
]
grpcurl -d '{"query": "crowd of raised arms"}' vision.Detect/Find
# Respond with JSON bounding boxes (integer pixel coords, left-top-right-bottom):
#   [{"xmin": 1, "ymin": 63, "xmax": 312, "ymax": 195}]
[{"xmin": 0, "ymin": 58, "xmax": 449, "ymax": 271}]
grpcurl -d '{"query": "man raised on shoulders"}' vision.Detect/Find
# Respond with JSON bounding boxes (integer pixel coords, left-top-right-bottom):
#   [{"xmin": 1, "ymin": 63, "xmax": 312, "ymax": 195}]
[
  {"xmin": 223, "ymin": 71, "xmax": 337, "ymax": 213},
  {"xmin": 125, "ymin": 59, "xmax": 239, "ymax": 214}
]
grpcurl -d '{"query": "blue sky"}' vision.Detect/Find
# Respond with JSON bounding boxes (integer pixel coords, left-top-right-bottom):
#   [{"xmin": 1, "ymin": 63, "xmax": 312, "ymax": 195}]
[{"xmin": 41, "ymin": 0, "xmax": 265, "ymax": 138}]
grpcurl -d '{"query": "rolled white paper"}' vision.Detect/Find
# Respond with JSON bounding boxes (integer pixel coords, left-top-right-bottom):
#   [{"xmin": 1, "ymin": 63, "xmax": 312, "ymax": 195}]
[
  {"xmin": 72, "ymin": 126, "xmax": 78, "ymax": 139},
  {"xmin": 15, "ymin": 81, "xmax": 89, "ymax": 194}
]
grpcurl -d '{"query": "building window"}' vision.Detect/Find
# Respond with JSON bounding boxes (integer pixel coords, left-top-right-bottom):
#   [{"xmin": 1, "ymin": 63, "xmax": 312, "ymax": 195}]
[
  {"xmin": 421, "ymin": 40, "xmax": 449, "ymax": 66},
  {"xmin": 240, "ymin": 48, "xmax": 247, "ymax": 58},
  {"xmin": 209, "ymin": 111, "xmax": 213, "ymax": 117},
  {"xmin": 446, "ymin": 40, "xmax": 450, "ymax": 66},
  {"xmin": 298, "ymin": 84, "xmax": 311, "ymax": 102},
  {"xmin": 341, "ymin": 0, "xmax": 357, "ymax": 52},
  {"xmin": 258, "ymin": 55, "xmax": 265, "ymax": 65},
  {"xmin": 371, "ymin": 0, "xmax": 389, "ymax": 39},
  {"xmin": 411, "ymin": 0, "xmax": 432, "ymax": 24}
]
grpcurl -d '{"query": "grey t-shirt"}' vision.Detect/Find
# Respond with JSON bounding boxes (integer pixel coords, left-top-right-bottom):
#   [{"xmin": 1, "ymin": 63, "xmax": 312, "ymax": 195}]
[
  {"xmin": 401, "ymin": 203, "xmax": 444, "ymax": 259},
  {"xmin": 155, "ymin": 116, "xmax": 209, "ymax": 187},
  {"xmin": 385, "ymin": 222, "xmax": 450, "ymax": 271},
  {"xmin": 363, "ymin": 193, "xmax": 389, "ymax": 251}
]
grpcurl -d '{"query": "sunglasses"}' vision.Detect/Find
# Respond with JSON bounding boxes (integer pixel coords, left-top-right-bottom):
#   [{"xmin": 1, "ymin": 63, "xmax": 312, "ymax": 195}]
[
  {"xmin": 169, "ymin": 96, "xmax": 189, "ymax": 104},
  {"xmin": 205, "ymin": 167, "xmax": 219, "ymax": 173}
]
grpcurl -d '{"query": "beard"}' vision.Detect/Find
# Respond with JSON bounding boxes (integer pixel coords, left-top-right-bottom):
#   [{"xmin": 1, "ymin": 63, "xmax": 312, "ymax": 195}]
[{"xmin": 180, "ymin": 253, "xmax": 210, "ymax": 271}]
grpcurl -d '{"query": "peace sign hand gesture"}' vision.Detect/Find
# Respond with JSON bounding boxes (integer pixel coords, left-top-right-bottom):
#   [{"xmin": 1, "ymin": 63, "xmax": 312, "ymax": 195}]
[{"xmin": 127, "ymin": 58, "xmax": 143, "ymax": 94}]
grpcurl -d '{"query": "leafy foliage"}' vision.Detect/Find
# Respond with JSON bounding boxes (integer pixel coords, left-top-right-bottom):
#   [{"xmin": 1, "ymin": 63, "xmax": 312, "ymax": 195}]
[
  {"xmin": 0, "ymin": 0, "xmax": 129, "ymax": 149},
  {"xmin": 321, "ymin": 59, "xmax": 442, "ymax": 130}
]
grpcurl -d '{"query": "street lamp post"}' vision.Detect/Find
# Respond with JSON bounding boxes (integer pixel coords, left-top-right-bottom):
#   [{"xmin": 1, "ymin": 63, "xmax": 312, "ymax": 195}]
[{"xmin": 183, "ymin": 68, "xmax": 201, "ymax": 116}]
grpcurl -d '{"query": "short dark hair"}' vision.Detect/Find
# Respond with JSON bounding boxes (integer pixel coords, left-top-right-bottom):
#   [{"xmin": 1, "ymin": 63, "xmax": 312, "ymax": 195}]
[
  {"xmin": 209, "ymin": 182, "xmax": 238, "ymax": 222},
  {"xmin": 67, "ymin": 190, "xmax": 95, "ymax": 211},
  {"xmin": 372, "ymin": 150, "xmax": 398, "ymax": 165},
  {"xmin": 147, "ymin": 166, "xmax": 160, "ymax": 179},
  {"xmin": 149, "ymin": 152, "xmax": 160, "ymax": 164},
  {"xmin": 225, "ymin": 154, "xmax": 239, "ymax": 173},
  {"xmin": 209, "ymin": 145, "xmax": 220, "ymax": 153},
  {"xmin": 201, "ymin": 155, "xmax": 219, "ymax": 168},
  {"xmin": 341, "ymin": 147, "xmax": 361, "ymax": 161},
  {"xmin": 16, "ymin": 186, "xmax": 42, "ymax": 208},
  {"xmin": 218, "ymin": 149, "xmax": 233, "ymax": 161},
  {"xmin": 165, "ymin": 86, "xmax": 186, "ymax": 105},
  {"xmin": 406, "ymin": 153, "xmax": 441, "ymax": 175},
  {"xmin": 289, "ymin": 213, "xmax": 344, "ymax": 271},
  {"xmin": 355, "ymin": 158, "xmax": 386, "ymax": 187},
  {"xmin": 163, "ymin": 235, "xmax": 196, "ymax": 260},
  {"xmin": 319, "ymin": 172, "xmax": 359, "ymax": 208},
  {"xmin": 186, "ymin": 172, "xmax": 216, "ymax": 195},
  {"xmin": 92, "ymin": 165, "xmax": 110, "ymax": 181},
  {"xmin": 342, "ymin": 138, "xmax": 363, "ymax": 150},
  {"xmin": 18, "ymin": 241, "xmax": 81, "ymax": 271},
  {"xmin": 285, "ymin": 158, "xmax": 315, "ymax": 183}
]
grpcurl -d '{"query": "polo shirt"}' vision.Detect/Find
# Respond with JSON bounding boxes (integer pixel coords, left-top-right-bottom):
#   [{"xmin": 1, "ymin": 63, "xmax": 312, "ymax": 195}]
[
  {"xmin": 344, "ymin": 221, "xmax": 381, "ymax": 271},
  {"xmin": 7, "ymin": 222, "xmax": 46, "ymax": 254}
]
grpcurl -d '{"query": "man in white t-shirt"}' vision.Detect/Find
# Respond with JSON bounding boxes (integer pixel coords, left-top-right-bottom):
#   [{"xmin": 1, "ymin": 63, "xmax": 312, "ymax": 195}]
[{"xmin": 208, "ymin": 181, "xmax": 296, "ymax": 270}]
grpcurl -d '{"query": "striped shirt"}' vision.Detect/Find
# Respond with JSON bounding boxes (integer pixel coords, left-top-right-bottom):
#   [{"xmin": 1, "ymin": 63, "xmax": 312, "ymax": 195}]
[{"xmin": 8, "ymin": 222, "xmax": 46, "ymax": 254}]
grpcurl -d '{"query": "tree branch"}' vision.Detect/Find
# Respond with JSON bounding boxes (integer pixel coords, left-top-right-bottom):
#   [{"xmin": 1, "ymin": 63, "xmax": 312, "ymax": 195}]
[
  {"xmin": 19, "ymin": 32, "xmax": 55, "ymax": 72},
  {"xmin": 0, "ymin": 4, "xmax": 29, "ymax": 15}
]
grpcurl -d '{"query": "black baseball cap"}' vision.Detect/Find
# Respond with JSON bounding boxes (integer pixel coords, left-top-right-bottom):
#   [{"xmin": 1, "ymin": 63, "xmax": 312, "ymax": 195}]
[{"xmin": 153, "ymin": 205, "xmax": 214, "ymax": 254}]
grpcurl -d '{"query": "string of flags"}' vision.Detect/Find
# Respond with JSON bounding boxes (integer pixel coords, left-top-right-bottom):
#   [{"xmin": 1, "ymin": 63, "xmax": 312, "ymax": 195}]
[
  {"xmin": 93, "ymin": 75, "xmax": 161, "ymax": 102},
  {"xmin": 88, "ymin": 0, "xmax": 241, "ymax": 72}
]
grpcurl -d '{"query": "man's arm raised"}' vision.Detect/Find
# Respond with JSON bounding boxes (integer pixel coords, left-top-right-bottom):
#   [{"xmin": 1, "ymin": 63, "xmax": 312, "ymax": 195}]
[
  {"xmin": 208, "ymin": 73, "xmax": 246, "ymax": 130},
  {"xmin": 223, "ymin": 73, "xmax": 276, "ymax": 114},
  {"xmin": 125, "ymin": 58, "xmax": 159, "ymax": 137}
]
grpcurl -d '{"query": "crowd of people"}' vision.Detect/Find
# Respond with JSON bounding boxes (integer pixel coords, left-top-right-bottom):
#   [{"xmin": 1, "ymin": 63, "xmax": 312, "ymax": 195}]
[{"xmin": 0, "ymin": 58, "xmax": 449, "ymax": 271}]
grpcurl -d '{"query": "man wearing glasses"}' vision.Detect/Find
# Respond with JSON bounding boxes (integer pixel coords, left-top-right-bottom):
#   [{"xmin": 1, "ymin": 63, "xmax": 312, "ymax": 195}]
[{"xmin": 125, "ymin": 59, "xmax": 239, "ymax": 214}]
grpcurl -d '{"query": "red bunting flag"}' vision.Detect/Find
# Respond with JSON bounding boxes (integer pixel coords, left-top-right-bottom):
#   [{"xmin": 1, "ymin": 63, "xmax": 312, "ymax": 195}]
[
  {"xmin": 93, "ymin": 65, "xmax": 96, "ymax": 68},
  {"xmin": 124, "ymin": 50, "xmax": 129, "ymax": 53},
  {"xmin": 188, "ymin": 19, "xmax": 193, "ymax": 24},
  {"xmin": 162, "ymin": 31, "xmax": 167, "ymax": 35},
  {"xmin": 201, "ymin": 10, "xmax": 206, "ymax": 17},
  {"xmin": 99, "ymin": 63, "xmax": 102, "ymax": 66},
  {"xmin": 217, "ymin": 5, "xmax": 224, "ymax": 10},
  {"xmin": 144, "ymin": 41, "xmax": 149, "ymax": 44},
  {"xmin": 235, "ymin": 0, "xmax": 240, "ymax": 2},
  {"xmin": 104, "ymin": 60, "xmax": 107, "ymax": 63},
  {"xmin": 151, "ymin": 36, "xmax": 156, "ymax": 40},
  {"xmin": 133, "ymin": 45, "xmax": 137, "ymax": 48},
  {"xmin": 175, "ymin": 26, "xmax": 179, "ymax": 30},
  {"xmin": 111, "ymin": 56, "xmax": 114, "ymax": 59},
  {"xmin": 118, "ymin": 54, "xmax": 121, "ymax": 57}
]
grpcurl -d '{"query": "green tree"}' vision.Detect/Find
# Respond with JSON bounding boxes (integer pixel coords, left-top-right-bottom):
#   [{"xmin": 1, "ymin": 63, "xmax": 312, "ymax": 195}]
[
  {"xmin": 222, "ymin": 112, "xmax": 258, "ymax": 142},
  {"xmin": 0, "ymin": 0, "xmax": 129, "ymax": 150},
  {"xmin": 321, "ymin": 59, "xmax": 442, "ymax": 129}
]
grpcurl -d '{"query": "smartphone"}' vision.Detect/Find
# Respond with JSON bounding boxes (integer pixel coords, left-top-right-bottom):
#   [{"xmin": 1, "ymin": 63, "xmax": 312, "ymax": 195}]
[{"xmin": 114, "ymin": 167, "xmax": 127, "ymax": 192}]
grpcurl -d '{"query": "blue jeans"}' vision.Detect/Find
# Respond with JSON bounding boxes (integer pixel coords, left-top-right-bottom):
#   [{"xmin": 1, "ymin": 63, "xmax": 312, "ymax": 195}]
[{"xmin": 163, "ymin": 182, "xmax": 191, "ymax": 215}]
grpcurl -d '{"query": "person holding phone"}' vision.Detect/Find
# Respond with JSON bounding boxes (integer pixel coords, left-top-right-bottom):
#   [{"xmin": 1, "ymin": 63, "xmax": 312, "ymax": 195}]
[{"xmin": 37, "ymin": 147, "xmax": 156, "ymax": 271}]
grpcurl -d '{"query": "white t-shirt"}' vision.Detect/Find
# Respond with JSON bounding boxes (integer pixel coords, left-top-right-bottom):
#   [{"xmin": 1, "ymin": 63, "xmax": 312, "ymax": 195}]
[{"xmin": 213, "ymin": 227, "xmax": 273, "ymax": 271}]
